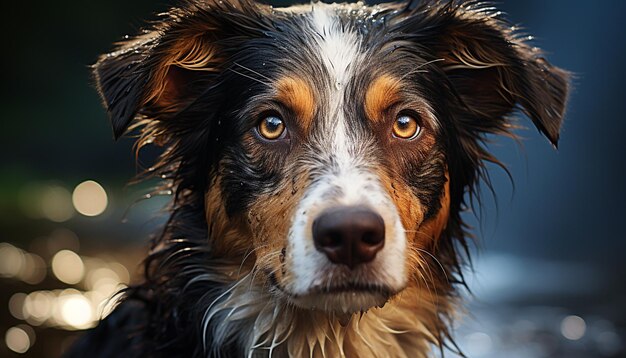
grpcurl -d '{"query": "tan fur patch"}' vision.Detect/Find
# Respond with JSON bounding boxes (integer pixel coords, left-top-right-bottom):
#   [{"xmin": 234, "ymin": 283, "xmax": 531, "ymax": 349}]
[
  {"xmin": 365, "ymin": 74, "xmax": 402, "ymax": 123},
  {"xmin": 205, "ymin": 175, "xmax": 251, "ymax": 259},
  {"xmin": 376, "ymin": 167, "xmax": 451, "ymax": 293},
  {"xmin": 403, "ymin": 174, "xmax": 451, "ymax": 308},
  {"xmin": 416, "ymin": 173, "xmax": 450, "ymax": 246},
  {"xmin": 245, "ymin": 169, "xmax": 310, "ymax": 282},
  {"xmin": 276, "ymin": 76, "xmax": 316, "ymax": 132},
  {"xmin": 148, "ymin": 34, "xmax": 220, "ymax": 111},
  {"xmin": 376, "ymin": 168, "xmax": 425, "ymax": 235}
]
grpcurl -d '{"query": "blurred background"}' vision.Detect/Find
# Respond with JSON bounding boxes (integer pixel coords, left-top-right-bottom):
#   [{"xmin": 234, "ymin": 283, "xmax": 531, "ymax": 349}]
[{"xmin": 0, "ymin": 0, "xmax": 624, "ymax": 357}]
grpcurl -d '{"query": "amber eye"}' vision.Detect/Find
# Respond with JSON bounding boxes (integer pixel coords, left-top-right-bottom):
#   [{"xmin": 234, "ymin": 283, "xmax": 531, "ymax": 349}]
[
  {"xmin": 392, "ymin": 115, "xmax": 420, "ymax": 139},
  {"xmin": 257, "ymin": 115, "xmax": 285, "ymax": 140}
]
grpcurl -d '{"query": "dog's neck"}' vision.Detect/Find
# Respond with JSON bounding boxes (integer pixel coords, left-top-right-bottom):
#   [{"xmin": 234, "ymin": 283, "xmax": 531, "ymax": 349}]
[{"xmin": 201, "ymin": 272, "xmax": 449, "ymax": 357}]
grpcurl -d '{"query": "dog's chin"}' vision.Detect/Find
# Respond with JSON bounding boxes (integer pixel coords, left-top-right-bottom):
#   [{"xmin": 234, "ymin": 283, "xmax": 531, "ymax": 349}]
[{"xmin": 286, "ymin": 285, "xmax": 395, "ymax": 315}]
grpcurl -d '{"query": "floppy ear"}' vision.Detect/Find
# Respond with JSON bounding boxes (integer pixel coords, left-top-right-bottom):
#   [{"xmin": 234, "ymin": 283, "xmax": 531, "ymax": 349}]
[
  {"xmin": 93, "ymin": 34, "xmax": 158, "ymax": 139},
  {"xmin": 93, "ymin": 1, "xmax": 266, "ymax": 139},
  {"xmin": 398, "ymin": 1, "xmax": 570, "ymax": 146}
]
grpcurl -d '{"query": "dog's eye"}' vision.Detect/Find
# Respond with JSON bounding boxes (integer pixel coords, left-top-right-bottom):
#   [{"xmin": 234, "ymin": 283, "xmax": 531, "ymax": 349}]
[
  {"xmin": 392, "ymin": 115, "xmax": 420, "ymax": 140},
  {"xmin": 258, "ymin": 115, "xmax": 286, "ymax": 140}
]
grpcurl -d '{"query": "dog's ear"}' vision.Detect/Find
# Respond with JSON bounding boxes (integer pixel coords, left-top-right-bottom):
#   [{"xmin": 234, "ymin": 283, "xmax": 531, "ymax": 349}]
[
  {"xmin": 93, "ymin": 1, "xmax": 267, "ymax": 139},
  {"xmin": 93, "ymin": 33, "xmax": 158, "ymax": 139},
  {"xmin": 397, "ymin": 2, "xmax": 570, "ymax": 146}
]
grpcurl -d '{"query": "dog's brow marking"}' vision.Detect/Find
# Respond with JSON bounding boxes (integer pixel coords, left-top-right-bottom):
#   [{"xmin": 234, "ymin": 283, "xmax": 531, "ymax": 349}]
[
  {"xmin": 365, "ymin": 74, "xmax": 402, "ymax": 123},
  {"xmin": 276, "ymin": 76, "xmax": 315, "ymax": 132}
]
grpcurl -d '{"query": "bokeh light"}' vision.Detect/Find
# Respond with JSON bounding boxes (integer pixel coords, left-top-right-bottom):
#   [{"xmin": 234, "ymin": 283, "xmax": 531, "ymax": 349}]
[
  {"xmin": 2, "ymin": 243, "xmax": 130, "ymax": 337},
  {"xmin": 464, "ymin": 332, "xmax": 493, "ymax": 356},
  {"xmin": 51, "ymin": 250, "xmax": 85, "ymax": 284},
  {"xmin": 9, "ymin": 293, "xmax": 27, "ymax": 320},
  {"xmin": 19, "ymin": 253, "xmax": 47, "ymax": 284},
  {"xmin": 40, "ymin": 185, "xmax": 74, "ymax": 222},
  {"xmin": 23, "ymin": 291, "xmax": 54, "ymax": 325},
  {"xmin": 5, "ymin": 325, "xmax": 34, "ymax": 354},
  {"xmin": 59, "ymin": 292, "xmax": 94, "ymax": 330},
  {"xmin": 561, "ymin": 315, "xmax": 586, "ymax": 340},
  {"xmin": 72, "ymin": 180, "xmax": 108, "ymax": 217},
  {"xmin": 0, "ymin": 243, "xmax": 25, "ymax": 278}
]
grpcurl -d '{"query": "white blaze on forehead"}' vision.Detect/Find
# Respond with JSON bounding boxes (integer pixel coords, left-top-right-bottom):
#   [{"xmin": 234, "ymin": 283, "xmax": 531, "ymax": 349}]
[
  {"xmin": 310, "ymin": 4, "xmax": 362, "ymax": 88},
  {"xmin": 309, "ymin": 4, "xmax": 364, "ymax": 172}
]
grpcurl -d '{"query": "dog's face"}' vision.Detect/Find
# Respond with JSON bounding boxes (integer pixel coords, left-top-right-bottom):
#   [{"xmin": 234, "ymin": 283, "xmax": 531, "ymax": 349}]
[
  {"xmin": 206, "ymin": 5, "xmax": 452, "ymax": 313},
  {"xmin": 95, "ymin": 0, "xmax": 568, "ymax": 316},
  {"xmin": 220, "ymin": 47, "xmax": 446, "ymax": 312}
]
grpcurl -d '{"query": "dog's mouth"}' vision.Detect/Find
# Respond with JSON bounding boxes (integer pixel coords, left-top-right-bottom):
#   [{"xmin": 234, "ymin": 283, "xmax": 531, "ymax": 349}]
[
  {"xmin": 307, "ymin": 282, "xmax": 393, "ymax": 296},
  {"xmin": 268, "ymin": 272, "xmax": 396, "ymax": 313}
]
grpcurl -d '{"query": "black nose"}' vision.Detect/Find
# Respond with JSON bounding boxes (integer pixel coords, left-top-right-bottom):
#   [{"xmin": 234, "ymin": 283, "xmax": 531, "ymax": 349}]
[{"xmin": 312, "ymin": 206, "xmax": 385, "ymax": 269}]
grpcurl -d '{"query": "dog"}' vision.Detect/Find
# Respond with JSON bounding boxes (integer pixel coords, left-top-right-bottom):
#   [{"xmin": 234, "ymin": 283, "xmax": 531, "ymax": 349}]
[{"xmin": 69, "ymin": 0, "xmax": 569, "ymax": 356}]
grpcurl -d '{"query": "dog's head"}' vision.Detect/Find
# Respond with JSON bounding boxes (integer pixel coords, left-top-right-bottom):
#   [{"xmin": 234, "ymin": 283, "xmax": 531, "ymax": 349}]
[{"xmin": 95, "ymin": 0, "xmax": 568, "ymax": 317}]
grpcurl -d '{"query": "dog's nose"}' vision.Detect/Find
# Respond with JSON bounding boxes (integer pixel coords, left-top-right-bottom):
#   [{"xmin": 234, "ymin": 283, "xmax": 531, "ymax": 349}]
[{"xmin": 312, "ymin": 206, "xmax": 385, "ymax": 269}]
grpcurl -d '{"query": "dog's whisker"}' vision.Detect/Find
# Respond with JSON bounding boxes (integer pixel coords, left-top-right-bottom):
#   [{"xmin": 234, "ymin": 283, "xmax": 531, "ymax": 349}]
[
  {"xmin": 228, "ymin": 67, "xmax": 271, "ymax": 87},
  {"xmin": 238, "ymin": 244, "xmax": 269, "ymax": 276},
  {"xmin": 399, "ymin": 58, "xmax": 446, "ymax": 81},
  {"xmin": 412, "ymin": 247, "xmax": 450, "ymax": 285},
  {"xmin": 234, "ymin": 62, "xmax": 273, "ymax": 83}
]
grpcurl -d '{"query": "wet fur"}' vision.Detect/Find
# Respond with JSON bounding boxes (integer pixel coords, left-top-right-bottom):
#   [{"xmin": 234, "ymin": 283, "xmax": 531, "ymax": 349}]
[{"xmin": 69, "ymin": 0, "xmax": 569, "ymax": 357}]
